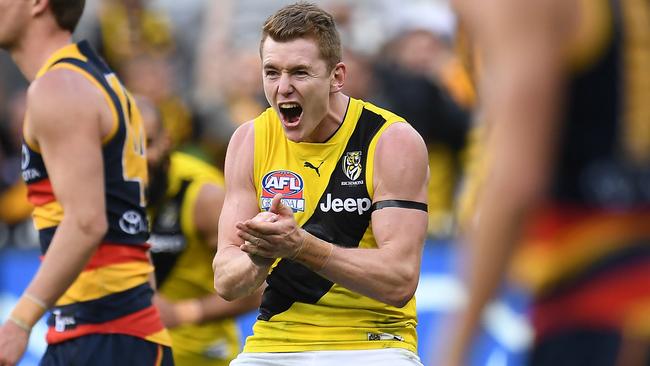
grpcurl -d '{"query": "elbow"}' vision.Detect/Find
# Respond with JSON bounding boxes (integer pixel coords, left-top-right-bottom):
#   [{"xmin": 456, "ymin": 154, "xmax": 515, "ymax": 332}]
[
  {"xmin": 214, "ymin": 282, "xmax": 238, "ymax": 302},
  {"xmin": 384, "ymin": 290, "xmax": 415, "ymax": 308},
  {"xmin": 214, "ymin": 273, "xmax": 239, "ymax": 302},
  {"xmin": 69, "ymin": 210, "xmax": 108, "ymax": 244},
  {"xmin": 383, "ymin": 275, "xmax": 418, "ymax": 308}
]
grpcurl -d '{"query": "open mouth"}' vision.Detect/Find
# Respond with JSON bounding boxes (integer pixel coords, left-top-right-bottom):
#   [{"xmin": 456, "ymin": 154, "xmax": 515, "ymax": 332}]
[{"xmin": 279, "ymin": 103, "xmax": 303, "ymax": 126}]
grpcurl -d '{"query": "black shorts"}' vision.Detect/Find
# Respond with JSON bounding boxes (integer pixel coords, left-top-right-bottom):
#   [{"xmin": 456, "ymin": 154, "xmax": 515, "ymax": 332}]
[{"xmin": 40, "ymin": 334, "xmax": 174, "ymax": 366}]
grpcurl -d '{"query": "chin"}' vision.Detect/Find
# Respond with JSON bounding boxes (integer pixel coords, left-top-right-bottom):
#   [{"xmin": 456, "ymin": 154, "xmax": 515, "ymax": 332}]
[{"xmin": 283, "ymin": 128, "xmax": 305, "ymax": 142}]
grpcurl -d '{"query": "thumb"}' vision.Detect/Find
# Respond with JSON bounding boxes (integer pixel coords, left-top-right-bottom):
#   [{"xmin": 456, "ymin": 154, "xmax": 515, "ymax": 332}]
[{"xmin": 270, "ymin": 193, "xmax": 292, "ymax": 215}]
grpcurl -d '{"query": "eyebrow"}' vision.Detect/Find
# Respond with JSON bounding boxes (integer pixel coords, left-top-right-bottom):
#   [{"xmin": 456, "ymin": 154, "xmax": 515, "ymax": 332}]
[{"xmin": 263, "ymin": 63, "xmax": 311, "ymax": 72}]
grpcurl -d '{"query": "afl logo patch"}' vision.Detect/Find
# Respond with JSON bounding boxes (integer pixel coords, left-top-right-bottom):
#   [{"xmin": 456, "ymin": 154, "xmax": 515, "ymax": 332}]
[
  {"xmin": 260, "ymin": 170, "xmax": 305, "ymax": 212},
  {"xmin": 342, "ymin": 151, "xmax": 362, "ymax": 181}
]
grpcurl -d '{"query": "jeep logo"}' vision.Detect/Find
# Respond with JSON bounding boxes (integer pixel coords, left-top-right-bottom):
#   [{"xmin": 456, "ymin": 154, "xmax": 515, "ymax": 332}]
[{"xmin": 319, "ymin": 193, "xmax": 371, "ymax": 215}]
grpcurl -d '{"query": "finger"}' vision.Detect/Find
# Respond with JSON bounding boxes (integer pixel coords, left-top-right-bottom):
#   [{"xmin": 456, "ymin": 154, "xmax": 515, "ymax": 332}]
[
  {"xmin": 241, "ymin": 241, "xmax": 274, "ymax": 257},
  {"xmin": 237, "ymin": 220, "xmax": 276, "ymax": 236},
  {"xmin": 270, "ymin": 193, "xmax": 294, "ymax": 216},
  {"xmin": 237, "ymin": 229, "xmax": 260, "ymax": 244}
]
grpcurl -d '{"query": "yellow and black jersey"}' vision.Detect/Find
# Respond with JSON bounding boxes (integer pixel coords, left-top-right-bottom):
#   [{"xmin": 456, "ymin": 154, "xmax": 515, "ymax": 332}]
[
  {"xmin": 246, "ymin": 98, "xmax": 418, "ymax": 353},
  {"xmin": 20, "ymin": 41, "xmax": 169, "ymax": 347},
  {"xmin": 149, "ymin": 152, "xmax": 239, "ymax": 366}
]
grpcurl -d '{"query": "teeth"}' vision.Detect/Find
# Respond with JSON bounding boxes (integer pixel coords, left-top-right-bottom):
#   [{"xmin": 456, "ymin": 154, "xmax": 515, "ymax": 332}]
[{"xmin": 279, "ymin": 103, "xmax": 300, "ymax": 109}]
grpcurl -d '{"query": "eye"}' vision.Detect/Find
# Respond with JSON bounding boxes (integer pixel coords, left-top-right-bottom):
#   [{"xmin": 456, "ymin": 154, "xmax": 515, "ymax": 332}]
[
  {"xmin": 294, "ymin": 70, "xmax": 309, "ymax": 78},
  {"xmin": 264, "ymin": 70, "xmax": 279, "ymax": 79}
]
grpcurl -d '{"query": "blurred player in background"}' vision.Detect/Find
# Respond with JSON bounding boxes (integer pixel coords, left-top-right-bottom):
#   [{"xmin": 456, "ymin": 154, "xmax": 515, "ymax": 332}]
[
  {"xmin": 139, "ymin": 97, "xmax": 262, "ymax": 366},
  {"xmin": 213, "ymin": 3, "xmax": 429, "ymax": 366},
  {"xmin": 447, "ymin": 0, "xmax": 650, "ymax": 365},
  {"xmin": 0, "ymin": 0, "xmax": 173, "ymax": 365}
]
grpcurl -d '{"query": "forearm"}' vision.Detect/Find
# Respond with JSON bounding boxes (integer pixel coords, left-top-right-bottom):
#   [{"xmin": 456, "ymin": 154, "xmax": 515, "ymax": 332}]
[
  {"xmin": 180, "ymin": 289, "xmax": 262, "ymax": 325},
  {"xmin": 213, "ymin": 246, "xmax": 270, "ymax": 301},
  {"xmin": 452, "ymin": 181, "xmax": 532, "ymax": 359},
  {"xmin": 295, "ymin": 232, "xmax": 420, "ymax": 308},
  {"xmin": 11, "ymin": 217, "xmax": 105, "ymax": 328}
]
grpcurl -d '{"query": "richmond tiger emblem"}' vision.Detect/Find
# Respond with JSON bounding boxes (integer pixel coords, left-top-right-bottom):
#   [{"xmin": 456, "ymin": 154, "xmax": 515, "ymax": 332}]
[{"xmin": 342, "ymin": 151, "xmax": 362, "ymax": 181}]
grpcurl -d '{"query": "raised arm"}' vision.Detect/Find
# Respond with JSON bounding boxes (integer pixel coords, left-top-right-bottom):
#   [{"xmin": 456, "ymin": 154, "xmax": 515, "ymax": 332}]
[
  {"xmin": 0, "ymin": 68, "xmax": 110, "ymax": 364},
  {"xmin": 237, "ymin": 122, "xmax": 429, "ymax": 307},
  {"xmin": 213, "ymin": 121, "xmax": 271, "ymax": 301}
]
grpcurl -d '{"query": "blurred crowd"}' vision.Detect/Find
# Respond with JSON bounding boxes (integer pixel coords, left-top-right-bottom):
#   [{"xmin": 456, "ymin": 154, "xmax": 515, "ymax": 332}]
[{"xmin": 0, "ymin": 0, "xmax": 473, "ymax": 250}]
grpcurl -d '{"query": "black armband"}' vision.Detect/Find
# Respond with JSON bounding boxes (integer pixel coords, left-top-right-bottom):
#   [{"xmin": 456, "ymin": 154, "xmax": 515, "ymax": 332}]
[{"xmin": 371, "ymin": 200, "xmax": 428, "ymax": 212}]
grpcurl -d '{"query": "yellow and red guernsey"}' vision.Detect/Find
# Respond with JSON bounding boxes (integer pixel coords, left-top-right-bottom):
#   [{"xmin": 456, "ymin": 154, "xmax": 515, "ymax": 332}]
[
  {"xmin": 511, "ymin": 0, "xmax": 650, "ymax": 342},
  {"xmin": 21, "ymin": 41, "xmax": 170, "ymax": 346}
]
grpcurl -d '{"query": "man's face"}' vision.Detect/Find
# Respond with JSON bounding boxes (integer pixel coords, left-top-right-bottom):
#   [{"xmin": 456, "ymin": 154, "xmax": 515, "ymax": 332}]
[
  {"xmin": 261, "ymin": 37, "xmax": 334, "ymax": 142},
  {"xmin": 0, "ymin": 0, "xmax": 30, "ymax": 49}
]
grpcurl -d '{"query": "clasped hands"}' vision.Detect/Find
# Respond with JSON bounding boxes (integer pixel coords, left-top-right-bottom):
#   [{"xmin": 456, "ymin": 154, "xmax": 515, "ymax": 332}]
[{"xmin": 236, "ymin": 194, "xmax": 306, "ymax": 265}]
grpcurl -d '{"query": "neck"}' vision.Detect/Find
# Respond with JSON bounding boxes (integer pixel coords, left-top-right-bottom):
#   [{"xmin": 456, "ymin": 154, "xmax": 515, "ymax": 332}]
[
  {"xmin": 10, "ymin": 30, "xmax": 72, "ymax": 82},
  {"xmin": 310, "ymin": 93, "xmax": 350, "ymax": 143}
]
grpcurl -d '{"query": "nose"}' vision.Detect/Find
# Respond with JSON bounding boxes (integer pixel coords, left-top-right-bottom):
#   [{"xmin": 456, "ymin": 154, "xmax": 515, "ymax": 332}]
[{"xmin": 278, "ymin": 72, "xmax": 293, "ymax": 96}]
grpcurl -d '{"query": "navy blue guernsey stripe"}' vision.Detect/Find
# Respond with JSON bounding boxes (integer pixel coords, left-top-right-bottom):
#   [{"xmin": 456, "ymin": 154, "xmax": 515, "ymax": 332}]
[
  {"xmin": 371, "ymin": 200, "xmax": 428, "ymax": 212},
  {"xmin": 258, "ymin": 107, "xmax": 387, "ymax": 321},
  {"xmin": 46, "ymin": 283, "xmax": 153, "ymax": 330}
]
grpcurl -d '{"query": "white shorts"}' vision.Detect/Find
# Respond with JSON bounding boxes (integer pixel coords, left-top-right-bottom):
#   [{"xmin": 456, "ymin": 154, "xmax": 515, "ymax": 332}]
[{"xmin": 229, "ymin": 348, "xmax": 424, "ymax": 366}]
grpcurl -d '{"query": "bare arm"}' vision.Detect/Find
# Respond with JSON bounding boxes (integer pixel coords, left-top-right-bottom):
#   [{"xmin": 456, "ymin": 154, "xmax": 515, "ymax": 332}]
[
  {"xmin": 238, "ymin": 123, "xmax": 429, "ymax": 307},
  {"xmin": 445, "ymin": 0, "xmax": 570, "ymax": 364},
  {"xmin": 0, "ymin": 67, "xmax": 110, "ymax": 363},
  {"xmin": 21, "ymin": 69, "xmax": 110, "ymax": 306},
  {"xmin": 213, "ymin": 121, "xmax": 271, "ymax": 301},
  {"xmin": 156, "ymin": 181, "xmax": 262, "ymax": 327}
]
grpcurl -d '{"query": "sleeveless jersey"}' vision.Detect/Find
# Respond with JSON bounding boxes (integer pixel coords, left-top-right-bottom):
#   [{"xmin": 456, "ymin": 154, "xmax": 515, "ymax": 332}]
[
  {"xmin": 246, "ymin": 98, "xmax": 418, "ymax": 353},
  {"xmin": 21, "ymin": 41, "xmax": 170, "ymax": 346},
  {"xmin": 509, "ymin": 0, "xmax": 650, "ymax": 339},
  {"xmin": 149, "ymin": 152, "xmax": 239, "ymax": 366}
]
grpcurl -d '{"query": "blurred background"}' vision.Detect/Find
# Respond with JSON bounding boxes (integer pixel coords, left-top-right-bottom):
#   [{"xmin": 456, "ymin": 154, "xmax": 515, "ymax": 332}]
[{"xmin": 0, "ymin": 0, "xmax": 530, "ymax": 365}]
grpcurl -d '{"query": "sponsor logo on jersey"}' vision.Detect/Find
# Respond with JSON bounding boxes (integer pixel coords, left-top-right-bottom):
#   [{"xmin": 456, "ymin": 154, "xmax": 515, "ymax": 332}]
[
  {"xmin": 21, "ymin": 145, "xmax": 30, "ymax": 170},
  {"xmin": 119, "ymin": 210, "xmax": 146, "ymax": 235},
  {"xmin": 319, "ymin": 193, "xmax": 371, "ymax": 215},
  {"xmin": 367, "ymin": 332, "xmax": 404, "ymax": 342},
  {"xmin": 342, "ymin": 151, "xmax": 364, "ymax": 186},
  {"xmin": 21, "ymin": 144, "xmax": 42, "ymax": 181},
  {"xmin": 52, "ymin": 309, "xmax": 76, "ymax": 332},
  {"xmin": 304, "ymin": 161, "xmax": 324, "ymax": 177},
  {"xmin": 260, "ymin": 170, "xmax": 305, "ymax": 212}
]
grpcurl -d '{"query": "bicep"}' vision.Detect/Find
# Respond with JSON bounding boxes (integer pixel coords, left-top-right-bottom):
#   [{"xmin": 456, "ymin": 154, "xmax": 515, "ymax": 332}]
[
  {"xmin": 371, "ymin": 123, "xmax": 429, "ymax": 257},
  {"xmin": 372, "ymin": 123, "xmax": 429, "ymax": 204},
  {"xmin": 217, "ymin": 122, "xmax": 259, "ymax": 251}
]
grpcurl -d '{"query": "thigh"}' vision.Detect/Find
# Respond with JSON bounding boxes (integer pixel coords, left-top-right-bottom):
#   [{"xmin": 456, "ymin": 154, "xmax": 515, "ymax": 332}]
[{"xmin": 40, "ymin": 334, "xmax": 174, "ymax": 366}]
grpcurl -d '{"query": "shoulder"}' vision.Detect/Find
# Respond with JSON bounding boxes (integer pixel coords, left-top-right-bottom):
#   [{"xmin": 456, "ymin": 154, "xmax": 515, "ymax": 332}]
[
  {"xmin": 373, "ymin": 122, "xmax": 429, "ymax": 197},
  {"xmin": 377, "ymin": 122, "xmax": 426, "ymax": 154},
  {"xmin": 227, "ymin": 120, "xmax": 256, "ymax": 153},
  {"xmin": 223, "ymin": 120, "xmax": 256, "ymax": 185},
  {"xmin": 27, "ymin": 68, "xmax": 105, "ymax": 136}
]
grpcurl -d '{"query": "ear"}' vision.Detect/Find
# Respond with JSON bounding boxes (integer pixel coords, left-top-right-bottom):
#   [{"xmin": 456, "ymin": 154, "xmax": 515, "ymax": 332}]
[
  {"xmin": 31, "ymin": 0, "xmax": 49, "ymax": 17},
  {"xmin": 329, "ymin": 62, "xmax": 346, "ymax": 93}
]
